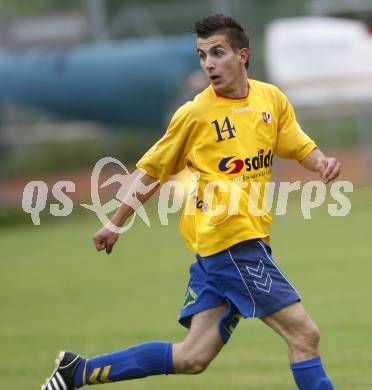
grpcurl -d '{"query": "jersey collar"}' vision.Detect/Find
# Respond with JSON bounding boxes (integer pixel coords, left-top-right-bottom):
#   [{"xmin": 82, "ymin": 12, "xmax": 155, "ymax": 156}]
[{"xmin": 213, "ymin": 80, "xmax": 250, "ymax": 100}]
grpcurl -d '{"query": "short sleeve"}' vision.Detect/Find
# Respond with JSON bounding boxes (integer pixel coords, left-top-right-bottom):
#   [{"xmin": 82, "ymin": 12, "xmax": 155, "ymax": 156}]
[
  {"xmin": 136, "ymin": 103, "xmax": 194, "ymax": 184},
  {"xmin": 275, "ymin": 91, "xmax": 317, "ymax": 161}
]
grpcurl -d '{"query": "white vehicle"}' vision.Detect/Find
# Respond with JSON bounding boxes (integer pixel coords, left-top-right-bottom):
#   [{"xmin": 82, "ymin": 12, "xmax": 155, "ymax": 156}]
[{"xmin": 265, "ymin": 17, "xmax": 372, "ymax": 115}]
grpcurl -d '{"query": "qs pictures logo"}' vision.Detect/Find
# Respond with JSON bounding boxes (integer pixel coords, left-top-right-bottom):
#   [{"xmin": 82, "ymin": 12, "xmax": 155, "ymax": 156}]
[{"xmin": 218, "ymin": 149, "xmax": 274, "ymax": 174}]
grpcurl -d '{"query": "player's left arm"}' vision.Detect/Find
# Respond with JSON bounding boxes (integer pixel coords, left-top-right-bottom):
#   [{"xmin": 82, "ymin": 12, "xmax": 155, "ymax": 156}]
[{"xmin": 300, "ymin": 148, "xmax": 341, "ymax": 184}]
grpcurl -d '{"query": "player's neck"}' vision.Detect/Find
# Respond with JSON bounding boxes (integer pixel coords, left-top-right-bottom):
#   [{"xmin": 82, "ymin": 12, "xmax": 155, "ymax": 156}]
[{"xmin": 215, "ymin": 77, "xmax": 249, "ymax": 99}]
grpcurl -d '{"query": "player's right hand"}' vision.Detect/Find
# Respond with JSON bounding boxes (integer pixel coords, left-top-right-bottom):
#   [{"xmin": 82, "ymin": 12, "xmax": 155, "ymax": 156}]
[{"xmin": 93, "ymin": 226, "xmax": 119, "ymax": 255}]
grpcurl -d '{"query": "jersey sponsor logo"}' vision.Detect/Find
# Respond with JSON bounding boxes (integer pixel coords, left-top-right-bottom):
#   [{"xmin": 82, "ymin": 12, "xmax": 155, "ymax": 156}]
[
  {"xmin": 262, "ymin": 111, "xmax": 272, "ymax": 124},
  {"xmin": 211, "ymin": 116, "xmax": 236, "ymax": 142},
  {"xmin": 218, "ymin": 156, "xmax": 244, "ymax": 174},
  {"xmin": 218, "ymin": 149, "xmax": 274, "ymax": 174},
  {"xmin": 245, "ymin": 149, "xmax": 274, "ymax": 172}
]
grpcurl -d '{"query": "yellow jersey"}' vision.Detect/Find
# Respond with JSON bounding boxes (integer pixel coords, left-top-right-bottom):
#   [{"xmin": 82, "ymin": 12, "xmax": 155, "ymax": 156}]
[{"xmin": 137, "ymin": 79, "xmax": 316, "ymax": 256}]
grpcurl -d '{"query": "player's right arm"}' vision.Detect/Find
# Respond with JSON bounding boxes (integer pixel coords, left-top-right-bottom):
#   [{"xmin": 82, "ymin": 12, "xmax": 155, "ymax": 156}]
[
  {"xmin": 94, "ymin": 102, "xmax": 194, "ymax": 255},
  {"xmin": 93, "ymin": 170, "xmax": 159, "ymax": 255}
]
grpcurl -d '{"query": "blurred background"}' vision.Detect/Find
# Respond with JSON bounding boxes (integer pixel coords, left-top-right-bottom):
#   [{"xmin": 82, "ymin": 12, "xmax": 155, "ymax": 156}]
[
  {"xmin": 1, "ymin": 0, "xmax": 371, "ymax": 209},
  {"xmin": 1, "ymin": 1, "xmax": 372, "ymax": 389}
]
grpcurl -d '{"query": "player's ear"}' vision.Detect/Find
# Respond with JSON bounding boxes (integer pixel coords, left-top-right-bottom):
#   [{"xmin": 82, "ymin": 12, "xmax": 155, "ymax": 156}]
[{"xmin": 239, "ymin": 48, "xmax": 249, "ymax": 67}]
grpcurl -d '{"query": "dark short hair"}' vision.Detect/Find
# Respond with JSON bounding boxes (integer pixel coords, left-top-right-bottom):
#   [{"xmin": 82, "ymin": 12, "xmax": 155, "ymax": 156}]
[{"xmin": 194, "ymin": 14, "xmax": 250, "ymax": 69}]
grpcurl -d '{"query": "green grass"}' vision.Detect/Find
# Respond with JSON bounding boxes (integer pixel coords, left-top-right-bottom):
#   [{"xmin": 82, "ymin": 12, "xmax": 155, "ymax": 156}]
[{"xmin": 1, "ymin": 186, "xmax": 372, "ymax": 389}]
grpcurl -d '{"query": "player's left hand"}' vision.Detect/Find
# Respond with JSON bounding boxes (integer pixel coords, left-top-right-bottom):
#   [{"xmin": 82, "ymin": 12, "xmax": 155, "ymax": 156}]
[{"xmin": 318, "ymin": 157, "xmax": 341, "ymax": 184}]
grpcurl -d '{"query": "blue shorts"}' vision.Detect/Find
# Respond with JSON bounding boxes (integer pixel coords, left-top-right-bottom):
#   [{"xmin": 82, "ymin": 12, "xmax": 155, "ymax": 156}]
[{"xmin": 179, "ymin": 239, "xmax": 301, "ymax": 343}]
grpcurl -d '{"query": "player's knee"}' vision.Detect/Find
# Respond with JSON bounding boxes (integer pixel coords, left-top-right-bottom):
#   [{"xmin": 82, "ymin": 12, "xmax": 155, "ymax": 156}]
[
  {"xmin": 173, "ymin": 343, "xmax": 210, "ymax": 374},
  {"xmin": 308, "ymin": 322, "xmax": 321, "ymax": 347},
  {"xmin": 289, "ymin": 320, "xmax": 320, "ymax": 354},
  {"xmin": 303, "ymin": 320, "xmax": 320, "ymax": 349},
  {"xmin": 181, "ymin": 356, "xmax": 209, "ymax": 374}
]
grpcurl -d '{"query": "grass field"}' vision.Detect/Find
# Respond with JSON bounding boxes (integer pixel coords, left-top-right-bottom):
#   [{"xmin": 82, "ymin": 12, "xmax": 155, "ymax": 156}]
[{"xmin": 1, "ymin": 185, "xmax": 371, "ymax": 389}]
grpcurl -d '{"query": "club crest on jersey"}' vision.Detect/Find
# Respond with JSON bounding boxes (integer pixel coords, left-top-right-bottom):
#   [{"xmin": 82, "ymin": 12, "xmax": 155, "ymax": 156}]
[{"xmin": 262, "ymin": 111, "xmax": 272, "ymax": 124}]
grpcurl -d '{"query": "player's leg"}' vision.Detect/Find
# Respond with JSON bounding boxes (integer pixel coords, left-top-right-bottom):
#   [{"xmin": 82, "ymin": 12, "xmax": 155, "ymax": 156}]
[
  {"xmin": 173, "ymin": 304, "xmax": 227, "ymax": 374},
  {"xmin": 261, "ymin": 301, "xmax": 319, "ymax": 363},
  {"xmin": 79, "ymin": 304, "xmax": 227, "ymax": 384},
  {"xmin": 41, "ymin": 304, "xmax": 227, "ymax": 389},
  {"xmin": 261, "ymin": 301, "xmax": 334, "ymax": 390},
  {"xmin": 41, "ymin": 340, "xmax": 174, "ymax": 390},
  {"xmin": 75, "ymin": 305, "xmax": 227, "ymax": 385}
]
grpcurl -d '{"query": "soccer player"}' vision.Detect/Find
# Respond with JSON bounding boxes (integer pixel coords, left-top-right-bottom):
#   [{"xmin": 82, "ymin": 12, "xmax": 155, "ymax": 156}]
[{"xmin": 42, "ymin": 14, "xmax": 340, "ymax": 390}]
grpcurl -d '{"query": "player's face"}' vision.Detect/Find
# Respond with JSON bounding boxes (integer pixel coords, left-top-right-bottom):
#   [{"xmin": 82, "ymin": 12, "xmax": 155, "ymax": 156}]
[{"xmin": 196, "ymin": 34, "xmax": 248, "ymax": 96}]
